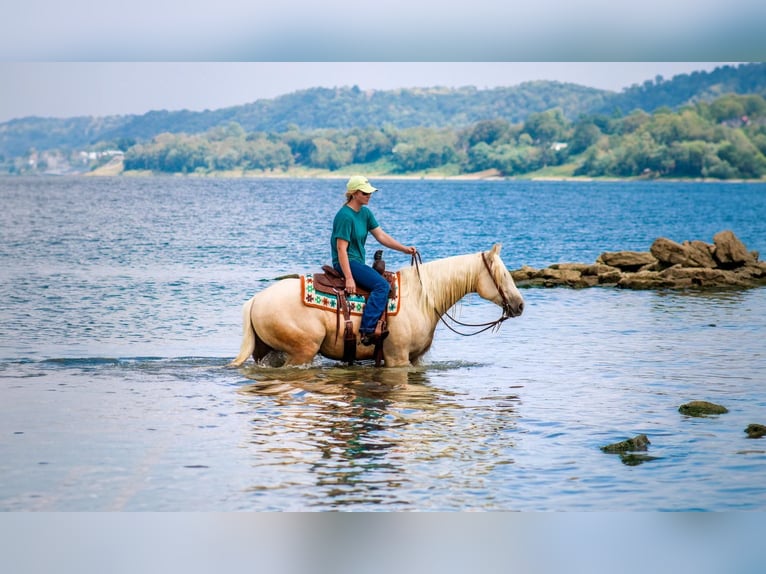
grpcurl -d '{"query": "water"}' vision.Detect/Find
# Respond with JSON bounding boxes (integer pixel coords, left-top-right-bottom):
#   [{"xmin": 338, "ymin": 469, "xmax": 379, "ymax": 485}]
[{"xmin": 1, "ymin": 176, "xmax": 766, "ymax": 511}]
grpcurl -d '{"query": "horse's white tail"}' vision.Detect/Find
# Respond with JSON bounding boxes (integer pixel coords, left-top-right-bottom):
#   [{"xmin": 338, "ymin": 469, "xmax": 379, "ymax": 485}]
[{"xmin": 228, "ymin": 297, "xmax": 256, "ymax": 367}]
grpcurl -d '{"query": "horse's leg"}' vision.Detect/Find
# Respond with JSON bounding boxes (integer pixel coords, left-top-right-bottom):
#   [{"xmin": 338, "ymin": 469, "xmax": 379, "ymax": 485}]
[
  {"xmin": 254, "ymin": 306, "xmax": 325, "ymax": 366},
  {"xmin": 382, "ymin": 343, "xmax": 431, "ymax": 366},
  {"xmin": 252, "ymin": 330, "xmax": 273, "ymax": 362},
  {"xmin": 283, "ymin": 346, "xmax": 322, "ymax": 366},
  {"xmin": 381, "ymin": 337, "xmax": 413, "ymax": 368},
  {"xmin": 381, "ymin": 315, "xmax": 434, "ymax": 367},
  {"xmin": 269, "ymin": 322, "xmax": 323, "ymax": 366}
]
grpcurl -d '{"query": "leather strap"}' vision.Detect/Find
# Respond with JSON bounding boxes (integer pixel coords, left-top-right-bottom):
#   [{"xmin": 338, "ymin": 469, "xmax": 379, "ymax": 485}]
[{"xmin": 412, "ymin": 250, "xmax": 511, "ymax": 337}]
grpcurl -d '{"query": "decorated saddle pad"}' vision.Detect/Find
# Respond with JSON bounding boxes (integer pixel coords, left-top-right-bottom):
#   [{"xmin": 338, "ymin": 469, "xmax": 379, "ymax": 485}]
[{"xmin": 301, "ymin": 272, "xmax": 401, "ymax": 316}]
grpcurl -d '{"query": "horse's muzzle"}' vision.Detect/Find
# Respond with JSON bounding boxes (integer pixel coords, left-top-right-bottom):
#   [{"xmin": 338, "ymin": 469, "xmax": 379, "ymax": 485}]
[{"xmin": 503, "ymin": 300, "xmax": 524, "ymax": 318}]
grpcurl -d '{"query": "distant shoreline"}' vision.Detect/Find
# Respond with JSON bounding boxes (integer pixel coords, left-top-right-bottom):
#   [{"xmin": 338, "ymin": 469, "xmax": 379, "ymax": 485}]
[
  {"xmin": 79, "ymin": 163, "xmax": 766, "ymax": 184},
  {"xmin": 104, "ymin": 173, "xmax": 766, "ymax": 184}
]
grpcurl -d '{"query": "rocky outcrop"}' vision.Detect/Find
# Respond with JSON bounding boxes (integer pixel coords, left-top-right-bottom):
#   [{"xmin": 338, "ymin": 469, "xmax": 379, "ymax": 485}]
[{"xmin": 512, "ymin": 230, "xmax": 766, "ymax": 290}]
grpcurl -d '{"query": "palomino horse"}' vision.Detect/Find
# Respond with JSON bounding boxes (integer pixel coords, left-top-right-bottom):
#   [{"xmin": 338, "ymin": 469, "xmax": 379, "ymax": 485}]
[{"xmin": 229, "ymin": 243, "xmax": 524, "ymax": 368}]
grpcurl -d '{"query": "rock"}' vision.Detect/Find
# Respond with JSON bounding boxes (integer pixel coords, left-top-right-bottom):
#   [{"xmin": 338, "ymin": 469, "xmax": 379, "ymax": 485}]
[
  {"xmin": 583, "ymin": 263, "xmax": 623, "ymax": 284},
  {"xmin": 513, "ymin": 265, "xmax": 597, "ymax": 288},
  {"xmin": 601, "ymin": 434, "xmax": 650, "ymax": 453},
  {"xmin": 638, "ymin": 260, "xmax": 664, "ymax": 272},
  {"xmin": 735, "ymin": 261, "xmax": 766, "ymax": 281},
  {"xmin": 650, "ymin": 237, "xmax": 720, "ymax": 269},
  {"xmin": 597, "ymin": 251, "xmax": 657, "ymax": 271},
  {"xmin": 745, "ymin": 424, "xmax": 766, "ymax": 438},
  {"xmin": 511, "ymin": 265, "xmax": 540, "ymax": 282},
  {"xmin": 659, "ymin": 266, "xmax": 747, "ymax": 288},
  {"xmin": 540, "ymin": 267, "xmax": 583, "ymax": 285},
  {"xmin": 713, "ymin": 230, "xmax": 754, "ymax": 268},
  {"xmin": 598, "ymin": 271, "xmax": 624, "ymax": 285},
  {"xmin": 650, "ymin": 237, "xmax": 690, "ymax": 267},
  {"xmin": 577, "ymin": 274, "xmax": 600, "ymax": 287},
  {"xmin": 549, "ymin": 263, "xmax": 590, "ymax": 272},
  {"xmin": 511, "ymin": 230, "xmax": 764, "ymax": 291},
  {"xmin": 617, "ymin": 270, "xmax": 672, "ymax": 290},
  {"xmin": 678, "ymin": 401, "xmax": 729, "ymax": 417},
  {"xmin": 582, "ymin": 263, "xmax": 618, "ymax": 276},
  {"xmin": 684, "ymin": 240, "xmax": 718, "ymax": 268}
]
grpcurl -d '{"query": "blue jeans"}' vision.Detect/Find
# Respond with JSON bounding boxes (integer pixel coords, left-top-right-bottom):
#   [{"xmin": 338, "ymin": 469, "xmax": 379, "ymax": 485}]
[{"xmin": 334, "ymin": 260, "xmax": 390, "ymax": 334}]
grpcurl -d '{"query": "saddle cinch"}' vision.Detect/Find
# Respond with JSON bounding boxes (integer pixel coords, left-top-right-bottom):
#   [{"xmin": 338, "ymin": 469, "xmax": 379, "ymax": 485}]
[{"xmin": 312, "ymin": 251, "xmax": 396, "ymax": 366}]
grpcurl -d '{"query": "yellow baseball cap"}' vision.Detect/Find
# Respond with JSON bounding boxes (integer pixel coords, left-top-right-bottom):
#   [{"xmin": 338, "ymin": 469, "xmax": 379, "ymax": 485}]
[{"xmin": 346, "ymin": 175, "xmax": 378, "ymax": 194}]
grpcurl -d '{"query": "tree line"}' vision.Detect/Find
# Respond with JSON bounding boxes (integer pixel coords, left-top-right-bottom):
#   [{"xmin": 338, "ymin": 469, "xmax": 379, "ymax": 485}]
[
  {"xmin": 119, "ymin": 93, "xmax": 766, "ymax": 180},
  {"xmin": 2, "ymin": 63, "xmax": 764, "ymax": 162}
]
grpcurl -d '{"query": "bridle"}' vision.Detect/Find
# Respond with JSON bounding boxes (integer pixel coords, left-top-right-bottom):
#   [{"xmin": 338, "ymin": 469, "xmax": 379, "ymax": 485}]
[{"xmin": 411, "ymin": 251, "xmax": 515, "ymax": 337}]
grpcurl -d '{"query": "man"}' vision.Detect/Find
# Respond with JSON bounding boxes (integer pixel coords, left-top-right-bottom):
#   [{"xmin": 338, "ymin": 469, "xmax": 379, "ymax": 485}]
[{"xmin": 331, "ymin": 175, "xmax": 417, "ymax": 345}]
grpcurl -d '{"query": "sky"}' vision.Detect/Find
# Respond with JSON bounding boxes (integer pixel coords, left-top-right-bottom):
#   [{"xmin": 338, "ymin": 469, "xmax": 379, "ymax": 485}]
[
  {"xmin": 3, "ymin": 0, "xmax": 765, "ymax": 61},
  {"xmin": 0, "ymin": 62, "xmax": 746, "ymax": 123},
  {"xmin": 1, "ymin": 0, "xmax": 763, "ymax": 122}
]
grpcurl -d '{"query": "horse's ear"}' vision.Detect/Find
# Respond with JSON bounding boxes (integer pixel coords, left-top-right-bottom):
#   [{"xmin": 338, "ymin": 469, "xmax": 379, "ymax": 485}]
[{"xmin": 491, "ymin": 243, "xmax": 502, "ymax": 256}]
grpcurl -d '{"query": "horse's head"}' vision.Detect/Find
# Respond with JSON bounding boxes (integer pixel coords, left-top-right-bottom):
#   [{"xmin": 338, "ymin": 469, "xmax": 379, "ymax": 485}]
[{"xmin": 477, "ymin": 243, "xmax": 525, "ymax": 318}]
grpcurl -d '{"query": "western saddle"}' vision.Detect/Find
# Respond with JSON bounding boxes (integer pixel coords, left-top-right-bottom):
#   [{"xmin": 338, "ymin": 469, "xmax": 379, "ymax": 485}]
[{"xmin": 311, "ymin": 251, "xmax": 395, "ymax": 366}]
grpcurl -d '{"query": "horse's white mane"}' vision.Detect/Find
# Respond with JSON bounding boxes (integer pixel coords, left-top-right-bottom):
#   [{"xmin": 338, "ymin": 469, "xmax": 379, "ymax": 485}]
[{"xmin": 400, "ymin": 251, "xmax": 493, "ymax": 317}]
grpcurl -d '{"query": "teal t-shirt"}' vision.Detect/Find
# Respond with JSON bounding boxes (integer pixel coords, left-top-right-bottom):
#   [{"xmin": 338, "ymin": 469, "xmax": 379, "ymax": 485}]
[{"xmin": 331, "ymin": 205, "xmax": 380, "ymax": 265}]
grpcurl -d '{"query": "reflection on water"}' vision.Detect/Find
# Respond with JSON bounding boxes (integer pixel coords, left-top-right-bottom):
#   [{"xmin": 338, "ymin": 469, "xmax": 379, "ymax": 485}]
[
  {"xmin": 236, "ymin": 364, "xmax": 519, "ymax": 509},
  {"xmin": 239, "ymin": 363, "xmax": 431, "ymax": 393},
  {"xmin": 618, "ymin": 453, "xmax": 662, "ymax": 466}
]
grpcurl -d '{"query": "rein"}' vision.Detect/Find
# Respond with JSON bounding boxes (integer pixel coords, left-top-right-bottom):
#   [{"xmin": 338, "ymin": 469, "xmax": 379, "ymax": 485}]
[{"xmin": 410, "ymin": 251, "xmax": 512, "ymax": 337}]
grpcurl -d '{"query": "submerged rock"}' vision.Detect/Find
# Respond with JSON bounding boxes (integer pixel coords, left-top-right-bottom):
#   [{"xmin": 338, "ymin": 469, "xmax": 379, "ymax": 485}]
[
  {"xmin": 745, "ymin": 424, "xmax": 766, "ymax": 438},
  {"xmin": 601, "ymin": 434, "xmax": 650, "ymax": 453},
  {"xmin": 678, "ymin": 401, "xmax": 729, "ymax": 417},
  {"xmin": 512, "ymin": 230, "xmax": 766, "ymax": 291}
]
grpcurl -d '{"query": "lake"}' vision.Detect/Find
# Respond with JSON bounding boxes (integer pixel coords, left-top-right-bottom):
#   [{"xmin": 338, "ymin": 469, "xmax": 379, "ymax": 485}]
[{"xmin": 1, "ymin": 175, "xmax": 765, "ymax": 511}]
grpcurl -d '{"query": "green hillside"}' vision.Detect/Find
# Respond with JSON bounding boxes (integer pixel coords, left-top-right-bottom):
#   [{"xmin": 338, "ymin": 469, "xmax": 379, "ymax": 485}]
[
  {"xmin": 2, "ymin": 63, "xmax": 766, "ymax": 180},
  {"xmin": 3, "ymin": 63, "xmax": 764, "ymax": 160},
  {"xmin": 0, "ymin": 81, "xmax": 609, "ymax": 158}
]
